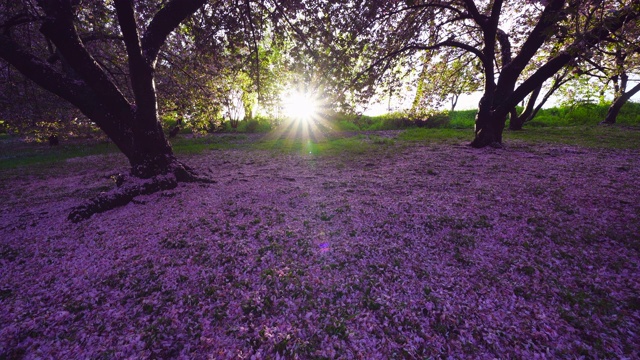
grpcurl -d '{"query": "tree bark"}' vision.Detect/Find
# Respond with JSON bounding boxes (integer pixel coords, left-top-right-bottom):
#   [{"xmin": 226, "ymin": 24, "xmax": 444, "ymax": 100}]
[
  {"xmin": 602, "ymin": 82, "xmax": 640, "ymax": 124},
  {"xmin": 470, "ymin": 0, "xmax": 566, "ymax": 147},
  {"xmin": 509, "ymin": 85, "xmax": 542, "ymax": 130},
  {"xmin": 471, "ymin": 95, "xmax": 506, "ymax": 148}
]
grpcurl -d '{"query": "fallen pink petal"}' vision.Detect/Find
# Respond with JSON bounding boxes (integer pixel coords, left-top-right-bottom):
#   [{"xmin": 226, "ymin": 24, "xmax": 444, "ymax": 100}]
[{"xmin": 1, "ymin": 137, "xmax": 639, "ymax": 359}]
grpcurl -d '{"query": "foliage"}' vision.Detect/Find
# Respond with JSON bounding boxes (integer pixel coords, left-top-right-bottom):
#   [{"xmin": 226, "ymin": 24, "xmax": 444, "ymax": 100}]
[
  {"xmin": 411, "ymin": 52, "xmax": 481, "ymax": 113},
  {"xmin": 521, "ymin": 102, "xmax": 640, "ymax": 127},
  {"xmin": 328, "ymin": 111, "xmax": 453, "ymax": 131},
  {"xmin": 223, "ymin": 118, "xmax": 274, "ymax": 133}
]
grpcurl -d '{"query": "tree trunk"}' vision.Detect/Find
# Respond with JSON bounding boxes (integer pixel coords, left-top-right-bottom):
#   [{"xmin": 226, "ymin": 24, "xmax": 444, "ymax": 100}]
[
  {"xmin": 450, "ymin": 93, "xmax": 459, "ymax": 112},
  {"xmin": 602, "ymin": 99, "xmax": 623, "ymax": 125},
  {"xmin": 602, "ymin": 82, "xmax": 640, "ymax": 124},
  {"xmin": 471, "ymin": 96, "xmax": 506, "ymax": 148},
  {"xmin": 114, "ymin": 112, "xmax": 178, "ymax": 179},
  {"xmin": 509, "ymin": 84, "xmax": 542, "ymax": 130}
]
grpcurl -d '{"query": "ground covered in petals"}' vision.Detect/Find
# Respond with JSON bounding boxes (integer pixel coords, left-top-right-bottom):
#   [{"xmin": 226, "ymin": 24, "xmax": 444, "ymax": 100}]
[{"xmin": 1, "ymin": 135, "xmax": 639, "ymax": 359}]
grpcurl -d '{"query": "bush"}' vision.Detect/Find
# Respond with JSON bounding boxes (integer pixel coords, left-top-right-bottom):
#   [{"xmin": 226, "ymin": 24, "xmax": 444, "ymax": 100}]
[
  {"xmin": 365, "ymin": 117, "xmax": 408, "ymax": 130},
  {"xmin": 448, "ymin": 110, "xmax": 476, "ymax": 129},
  {"xmin": 222, "ymin": 117, "xmax": 273, "ymax": 133},
  {"xmin": 611, "ymin": 101, "xmax": 640, "ymax": 125},
  {"xmin": 336, "ymin": 120, "xmax": 361, "ymax": 131},
  {"xmin": 528, "ymin": 102, "xmax": 637, "ymax": 127},
  {"xmin": 420, "ymin": 113, "xmax": 451, "ymax": 128}
]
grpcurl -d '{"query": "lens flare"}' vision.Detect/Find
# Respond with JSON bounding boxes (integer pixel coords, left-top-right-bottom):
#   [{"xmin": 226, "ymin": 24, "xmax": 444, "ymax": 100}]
[{"xmin": 282, "ymin": 91, "xmax": 319, "ymax": 121}]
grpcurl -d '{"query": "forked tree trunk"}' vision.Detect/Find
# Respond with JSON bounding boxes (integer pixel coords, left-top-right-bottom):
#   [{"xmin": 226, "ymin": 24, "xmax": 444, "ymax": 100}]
[
  {"xmin": 450, "ymin": 93, "xmax": 459, "ymax": 112},
  {"xmin": 467, "ymin": 0, "xmax": 636, "ymax": 147},
  {"xmin": 509, "ymin": 84, "xmax": 542, "ymax": 130}
]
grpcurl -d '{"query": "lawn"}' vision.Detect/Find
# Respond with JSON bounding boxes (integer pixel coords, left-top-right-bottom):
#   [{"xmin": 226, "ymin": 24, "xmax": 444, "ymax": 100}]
[{"xmin": 1, "ymin": 128, "xmax": 639, "ymax": 358}]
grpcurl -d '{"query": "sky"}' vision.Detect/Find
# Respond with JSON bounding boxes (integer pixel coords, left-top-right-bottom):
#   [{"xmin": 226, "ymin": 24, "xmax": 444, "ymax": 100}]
[{"xmin": 363, "ymin": 80, "xmax": 640, "ymax": 116}]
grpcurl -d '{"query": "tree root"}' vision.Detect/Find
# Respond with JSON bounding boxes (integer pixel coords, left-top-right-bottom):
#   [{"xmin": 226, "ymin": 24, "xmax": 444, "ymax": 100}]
[{"xmin": 68, "ymin": 162, "xmax": 215, "ymax": 223}]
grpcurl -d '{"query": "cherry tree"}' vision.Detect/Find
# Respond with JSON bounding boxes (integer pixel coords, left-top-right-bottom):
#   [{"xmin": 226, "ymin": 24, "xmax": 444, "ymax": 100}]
[
  {"xmin": 508, "ymin": 67, "xmax": 572, "ymax": 130},
  {"xmin": 0, "ymin": 0, "xmax": 217, "ymax": 220},
  {"xmin": 336, "ymin": 0, "xmax": 639, "ymax": 147},
  {"xmin": 0, "ymin": 0, "xmax": 298, "ymax": 220},
  {"xmin": 593, "ymin": 23, "xmax": 640, "ymax": 124}
]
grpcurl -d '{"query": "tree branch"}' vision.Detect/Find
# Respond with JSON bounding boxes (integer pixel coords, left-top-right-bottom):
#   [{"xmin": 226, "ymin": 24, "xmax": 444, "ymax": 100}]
[
  {"xmin": 497, "ymin": 0, "xmax": 566, "ymax": 89},
  {"xmin": 265, "ymin": 0, "xmax": 318, "ymax": 59},
  {"xmin": 355, "ymin": 38, "xmax": 485, "ymax": 84},
  {"xmin": 1, "ymin": 13, "xmax": 42, "ymax": 35},
  {"xmin": 140, "ymin": 0, "xmax": 207, "ymax": 65},
  {"xmin": 354, "ymin": 39, "xmax": 484, "ymax": 81},
  {"xmin": 113, "ymin": 0, "xmax": 151, "ymax": 108},
  {"xmin": 37, "ymin": 0, "xmax": 131, "ymax": 111},
  {"xmin": 498, "ymin": 4, "xmax": 639, "ymax": 118},
  {"xmin": 0, "ymin": 32, "xmax": 135, "ymax": 151},
  {"xmin": 0, "ymin": 33, "xmax": 91, "ymax": 107},
  {"xmin": 462, "ymin": 0, "xmax": 484, "ymax": 24},
  {"xmin": 244, "ymin": 0, "xmax": 261, "ymax": 99},
  {"xmin": 496, "ymin": 28, "xmax": 511, "ymax": 70}
]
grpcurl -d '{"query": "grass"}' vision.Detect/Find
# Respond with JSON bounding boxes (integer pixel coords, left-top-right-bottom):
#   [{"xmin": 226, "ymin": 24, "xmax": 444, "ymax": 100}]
[
  {"xmin": 0, "ymin": 134, "xmax": 250, "ymax": 171},
  {"xmin": 398, "ymin": 128, "xmax": 472, "ymax": 142},
  {"xmin": 504, "ymin": 126, "xmax": 640, "ymax": 149},
  {"xmin": 250, "ymin": 134, "xmax": 394, "ymax": 158},
  {"xmin": 2, "ymin": 109, "xmax": 639, "ymax": 172},
  {"xmin": 0, "ymin": 140, "xmax": 118, "ymax": 171},
  {"xmin": 530, "ymin": 102, "xmax": 640, "ymax": 127},
  {"xmin": 327, "ymin": 102, "xmax": 640, "ymax": 131},
  {"xmin": 170, "ymin": 134, "xmax": 247, "ymax": 154}
]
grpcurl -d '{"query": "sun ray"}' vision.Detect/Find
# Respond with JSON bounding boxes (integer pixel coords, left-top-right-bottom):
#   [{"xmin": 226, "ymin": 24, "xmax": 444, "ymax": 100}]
[
  {"xmin": 264, "ymin": 86, "xmax": 335, "ymax": 147},
  {"xmin": 282, "ymin": 90, "xmax": 320, "ymax": 122}
]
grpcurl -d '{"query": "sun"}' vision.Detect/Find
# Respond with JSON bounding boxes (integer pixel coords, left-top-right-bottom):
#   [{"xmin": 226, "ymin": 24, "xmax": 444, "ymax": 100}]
[{"xmin": 282, "ymin": 90, "xmax": 320, "ymax": 121}]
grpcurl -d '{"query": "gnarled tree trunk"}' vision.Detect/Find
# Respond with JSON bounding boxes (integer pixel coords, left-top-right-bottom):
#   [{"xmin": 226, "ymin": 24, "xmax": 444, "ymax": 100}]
[{"xmin": 0, "ymin": 0, "xmax": 210, "ymax": 221}]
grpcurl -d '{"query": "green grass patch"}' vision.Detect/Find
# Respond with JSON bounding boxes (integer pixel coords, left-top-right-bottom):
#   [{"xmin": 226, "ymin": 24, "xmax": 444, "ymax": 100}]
[
  {"xmin": 398, "ymin": 128, "xmax": 473, "ymax": 142},
  {"xmin": 251, "ymin": 134, "xmax": 395, "ymax": 157},
  {"xmin": 520, "ymin": 101, "xmax": 640, "ymax": 128},
  {"xmin": 327, "ymin": 102, "xmax": 640, "ymax": 131},
  {"xmin": 2, "ymin": 121, "xmax": 638, "ymax": 174},
  {"xmin": 0, "ymin": 140, "xmax": 117, "ymax": 170},
  {"xmin": 505, "ymin": 126, "xmax": 640, "ymax": 149},
  {"xmin": 448, "ymin": 110, "xmax": 476, "ymax": 129},
  {"xmin": 170, "ymin": 135, "xmax": 246, "ymax": 154},
  {"xmin": 251, "ymin": 138, "xmax": 314, "ymax": 154}
]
